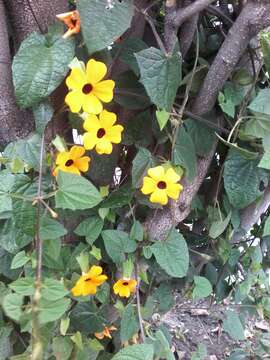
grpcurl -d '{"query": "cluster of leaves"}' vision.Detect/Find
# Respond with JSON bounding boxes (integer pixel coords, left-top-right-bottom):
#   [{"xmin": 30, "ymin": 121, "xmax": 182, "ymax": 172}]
[{"xmin": 1, "ymin": 0, "xmax": 270, "ymax": 359}]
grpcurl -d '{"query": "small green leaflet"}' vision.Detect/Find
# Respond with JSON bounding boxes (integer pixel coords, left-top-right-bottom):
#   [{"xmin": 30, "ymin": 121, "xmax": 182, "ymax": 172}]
[
  {"xmin": 156, "ymin": 109, "xmax": 170, "ymax": 130},
  {"xmin": 192, "ymin": 276, "xmax": 212, "ymax": 300}
]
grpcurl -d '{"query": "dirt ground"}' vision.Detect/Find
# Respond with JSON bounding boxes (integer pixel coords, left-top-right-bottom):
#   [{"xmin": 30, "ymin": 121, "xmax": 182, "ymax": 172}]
[{"xmin": 159, "ymin": 294, "xmax": 270, "ymax": 359}]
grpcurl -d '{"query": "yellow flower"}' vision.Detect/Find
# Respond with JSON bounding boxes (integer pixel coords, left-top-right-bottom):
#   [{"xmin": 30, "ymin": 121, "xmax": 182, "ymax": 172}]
[
  {"xmin": 141, "ymin": 165, "xmax": 183, "ymax": 205},
  {"xmin": 53, "ymin": 145, "xmax": 90, "ymax": 176},
  {"xmin": 95, "ymin": 326, "xmax": 117, "ymax": 340},
  {"xmin": 56, "ymin": 10, "xmax": 81, "ymax": 39},
  {"xmin": 82, "ymin": 110, "xmax": 124, "ymax": 155},
  {"xmin": 71, "ymin": 265, "xmax": 108, "ymax": 297},
  {"xmin": 65, "ymin": 59, "xmax": 115, "ymax": 114},
  {"xmin": 113, "ymin": 278, "xmax": 137, "ymax": 298}
]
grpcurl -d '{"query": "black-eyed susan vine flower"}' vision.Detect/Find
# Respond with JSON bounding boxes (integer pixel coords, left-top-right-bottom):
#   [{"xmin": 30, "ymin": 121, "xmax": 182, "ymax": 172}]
[
  {"xmin": 95, "ymin": 326, "xmax": 117, "ymax": 340},
  {"xmin": 53, "ymin": 145, "xmax": 90, "ymax": 176},
  {"xmin": 56, "ymin": 10, "xmax": 81, "ymax": 39},
  {"xmin": 82, "ymin": 110, "xmax": 124, "ymax": 155},
  {"xmin": 113, "ymin": 278, "xmax": 137, "ymax": 298},
  {"xmin": 65, "ymin": 59, "xmax": 115, "ymax": 114},
  {"xmin": 71, "ymin": 265, "xmax": 108, "ymax": 297},
  {"xmin": 141, "ymin": 165, "xmax": 183, "ymax": 205}
]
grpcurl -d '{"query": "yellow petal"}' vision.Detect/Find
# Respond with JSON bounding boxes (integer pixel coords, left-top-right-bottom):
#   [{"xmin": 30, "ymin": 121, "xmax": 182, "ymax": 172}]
[
  {"xmin": 83, "ymin": 114, "xmax": 100, "ymax": 132},
  {"xmin": 65, "ymin": 90, "xmax": 84, "ymax": 113},
  {"xmin": 166, "ymin": 183, "xmax": 182, "ymax": 200},
  {"xmin": 96, "ymin": 140, "xmax": 113, "ymax": 155},
  {"xmin": 71, "ymin": 277, "xmax": 85, "ymax": 296},
  {"xmin": 119, "ymin": 286, "xmax": 131, "ymax": 298},
  {"xmin": 99, "ymin": 109, "xmax": 117, "ymax": 128},
  {"xmin": 106, "ymin": 125, "xmax": 123, "ymax": 144},
  {"xmin": 62, "ymin": 164, "xmax": 81, "ymax": 175},
  {"xmin": 165, "ymin": 168, "xmax": 181, "ymax": 184},
  {"xmin": 74, "ymin": 157, "xmax": 90, "ymax": 172},
  {"xmin": 69, "ymin": 145, "xmax": 85, "ymax": 160},
  {"xmin": 147, "ymin": 166, "xmax": 165, "ymax": 181},
  {"xmin": 128, "ymin": 280, "xmax": 137, "ymax": 292},
  {"xmin": 55, "ymin": 151, "xmax": 69, "ymax": 165},
  {"xmin": 150, "ymin": 189, "xmax": 168, "ymax": 205},
  {"xmin": 92, "ymin": 274, "xmax": 108, "ymax": 285},
  {"xmin": 87, "ymin": 265, "xmax": 103, "ymax": 278},
  {"xmin": 86, "ymin": 59, "xmax": 107, "ymax": 85},
  {"xmin": 83, "ymin": 132, "xmax": 98, "ymax": 150},
  {"xmin": 66, "ymin": 68, "xmax": 86, "ymax": 90},
  {"xmin": 83, "ymin": 281, "xmax": 97, "ymax": 295},
  {"xmin": 141, "ymin": 177, "xmax": 156, "ymax": 194},
  {"xmin": 83, "ymin": 93, "xmax": 103, "ymax": 114},
  {"xmin": 92, "ymin": 80, "xmax": 115, "ymax": 102}
]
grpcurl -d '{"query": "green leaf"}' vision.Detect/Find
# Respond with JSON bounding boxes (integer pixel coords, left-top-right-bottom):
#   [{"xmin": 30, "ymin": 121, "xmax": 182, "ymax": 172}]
[
  {"xmin": 11, "ymin": 251, "xmax": 30, "ymax": 269},
  {"xmin": 223, "ymin": 310, "xmax": 245, "ymax": 341},
  {"xmin": 112, "ymin": 344, "xmax": 154, "ymax": 360},
  {"xmin": 130, "ymin": 221, "xmax": 144, "ymax": 242},
  {"xmin": 40, "ymin": 215, "xmax": 67, "ymax": 240},
  {"xmin": 0, "ymin": 326, "xmax": 12, "ymax": 359},
  {"xmin": 152, "ymin": 330, "xmax": 175, "ymax": 360},
  {"xmin": 224, "ymin": 150, "xmax": 268, "ymax": 209},
  {"xmin": 259, "ymin": 150, "xmax": 270, "ymax": 169},
  {"xmin": 192, "ymin": 276, "xmax": 213, "ymax": 300},
  {"xmin": 4, "ymin": 134, "xmax": 42, "ymax": 170},
  {"xmin": 101, "ymin": 182, "xmax": 135, "ymax": 209},
  {"xmin": 53, "ymin": 336, "xmax": 73, "ymax": 360},
  {"xmin": 56, "ymin": 172, "xmax": 102, "ymax": 210},
  {"xmin": 209, "ymin": 212, "xmax": 231, "ymax": 239},
  {"xmin": 132, "ymin": 148, "xmax": 156, "ymax": 188},
  {"xmin": 264, "ymin": 214, "xmax": 270, "ymax": 237},
  {"xmin": 12, "ymin": 26, "xmax": 75, "ymax": 108},
  {"xmin": 151, "ymin": 229, "xmax": 189, "ymax": 278},
  {"xmin": 153, "ymin": 283, "xmax": 174, "ymax": 312},
  {"xmin": 33, "ymin": 101, "xmax": 54, "ymax": 134},
  {"xmin": 9, "ymin": 277, "xmax": 35, "ymax": 295},
  {"xmin": 2, "ymin": 293, "xmax": 24, "ymax": 322},
  {"xmin": 248, "ymin": 88, "xmax": 270, "ymax": 116},
  {"xmin": 0, "ymin": 172, "xmax": 15, "ymax": 214},
  {"xmin": 39, "ymin": 297, "xmax": 70, "ymax": 324},
  {"xmin": 102, "ymin": 230, "xmax": 137, "ymax": 264},
  {"xmin": 70, "ymin": 301, "xmax": 105, "ymax": 333},
  {"xmin": 156, "ymin": 109, "xmax": 170, "ymax": 131},
  {"xmin": 135, "ymin": 46, "xmax": 182, "ymax": 111},
  {"xmin": 78, "ymin": 0, "xmax": 133, "ymax": 55},
  {"xmin": 172, "ymin": 127, "xmax": 197, "ymax": 181},
  {"xmin": 260, "ymin": 31, "xmax": 270, "ymax": 75},
  {"xmin": 120, "ymin": 304, "xmax": 139, "ymax": 342},
  {"xmin": 115, "ymin": 38, "xmax": 147, "ymax": 76},
  {"xmin": 41, "ymin": 278, "xmax": 69, "ymax": 301},
  {"xmin": 185, "ymin": 118, "xmax": 216, "ymax": 156},
  {"xmin": 75, "ymin": 216, "xmax": 104, "ymax": 245}
]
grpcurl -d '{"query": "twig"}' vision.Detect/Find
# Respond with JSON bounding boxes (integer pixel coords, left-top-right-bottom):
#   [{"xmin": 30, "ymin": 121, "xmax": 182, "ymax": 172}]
[
  {"xmin": 144, "ymin": 14, "xmax": 167, "ymax": 54},
  {"xmin": 135, "ymin": 261, "xmax": 145, "ymax": 342},
  {"xmin": 174, "ymin": 0, "xmax": 216, "ymax": 27},
  {"xmin": 31, "ymin": 134, "xmax": 45, "ymax": 360}
]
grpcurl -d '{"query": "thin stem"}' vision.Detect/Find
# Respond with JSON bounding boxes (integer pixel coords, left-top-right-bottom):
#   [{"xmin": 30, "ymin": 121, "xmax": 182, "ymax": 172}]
[
  {"xmin": 135, "ymin": 261, "xmax": 145, "ymax": 343},
  {"xmin": 31, "ymin": 134, "xmax": 45, "ymax": 360}
]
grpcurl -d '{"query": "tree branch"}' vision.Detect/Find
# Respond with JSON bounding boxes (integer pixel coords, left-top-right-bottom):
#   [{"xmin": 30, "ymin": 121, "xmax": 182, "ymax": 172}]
[
  {"xmin": 232, "ymin": 187, "xmax": 270, "ymax": 244},
  {"xmin": 0, "ymin": 0, "xmax": 33, "ymax": 148},
  {"xmin": 174, "ymin": 0, "xmax": 215, "ymax": 27},
  {"xmin": 192, "ymin": 0, "xmax": 270, "ymax": 115}
]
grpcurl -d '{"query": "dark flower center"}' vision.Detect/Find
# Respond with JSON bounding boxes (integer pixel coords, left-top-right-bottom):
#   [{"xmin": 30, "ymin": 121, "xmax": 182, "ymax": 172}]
[
  {"xmin": 97, "ymin": 128, "xmax": 106, "ymax": 138},
  {"xmin": 85, "ymin": 278, "xmax": 92, "ymax": 282},
  {"xmin": 65, "ymin": 159, "xmax": 74, "ymax": 167},
  {"xmin": 82, "ymin": 83, "xmax": 93, "ymax": 94},
  {"xmin": 157, "ymin": 181, "xmax": 167, "ymax": 189},
  {"xmin": 122, "ymin": 281, "xmax": 129, "ymax": 286}
]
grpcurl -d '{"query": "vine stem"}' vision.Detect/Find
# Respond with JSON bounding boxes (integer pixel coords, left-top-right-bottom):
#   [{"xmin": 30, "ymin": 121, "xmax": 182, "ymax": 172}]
[
  {"xmin": 32, "ymin": 134, "xmax": 45, "ymax": 360},
  {"xmin": 134, "ymin": 261, "xmax": 145, "ymax": 343}
]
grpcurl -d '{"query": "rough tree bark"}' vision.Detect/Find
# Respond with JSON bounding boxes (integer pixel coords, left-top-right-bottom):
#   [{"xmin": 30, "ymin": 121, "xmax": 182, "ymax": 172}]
[{"xmin": 0, "ymin": 0, "xmax": 68, "ymax": 148}]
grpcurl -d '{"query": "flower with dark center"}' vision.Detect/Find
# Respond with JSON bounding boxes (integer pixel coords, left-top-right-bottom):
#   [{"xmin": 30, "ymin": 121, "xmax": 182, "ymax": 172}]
[
  {"xmin": 141, "ymin": 165, "xmax": 183, "ymax": 205},
  {"xmin": 53, "ymin": 145, "xmax": 90, "ymax": 176}
]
